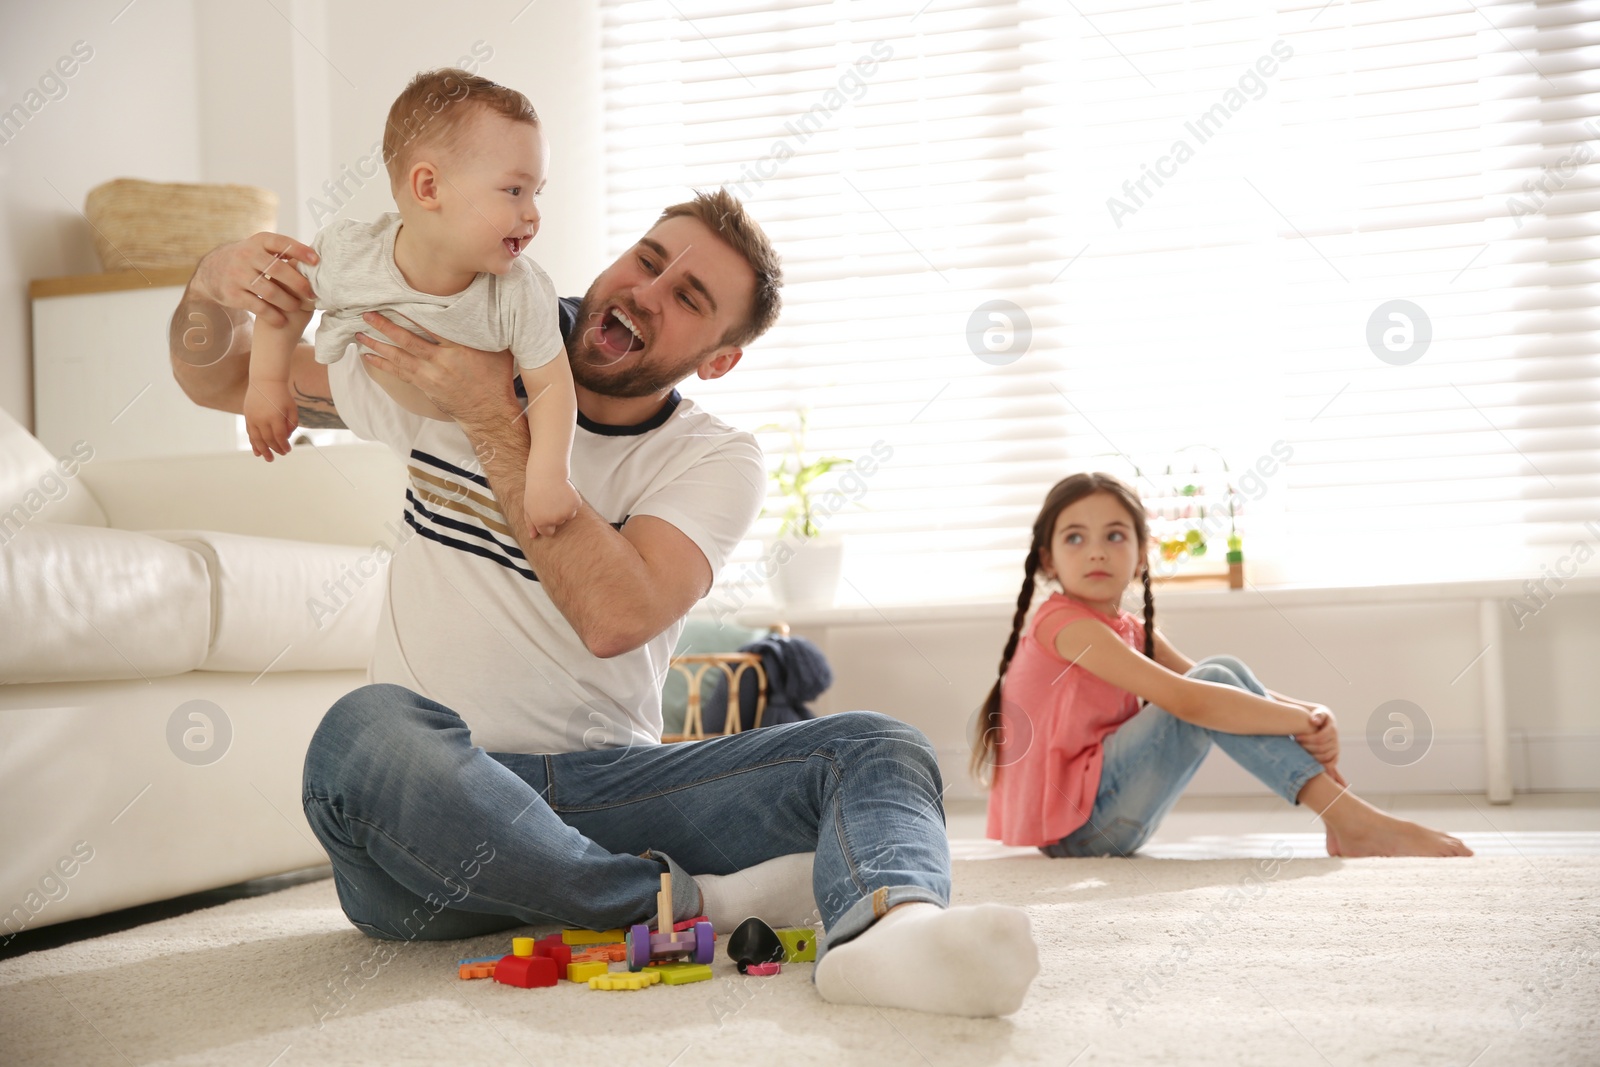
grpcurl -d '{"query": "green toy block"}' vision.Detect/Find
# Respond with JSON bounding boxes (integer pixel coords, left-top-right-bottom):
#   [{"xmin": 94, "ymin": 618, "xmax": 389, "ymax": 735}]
[
  {"xmin": 652, "ymin": 962, "xmax": 713, "ymax": 985},
  {"xmin": 774, "ymin": 927, "xmax": 817, "ymax": 962}
]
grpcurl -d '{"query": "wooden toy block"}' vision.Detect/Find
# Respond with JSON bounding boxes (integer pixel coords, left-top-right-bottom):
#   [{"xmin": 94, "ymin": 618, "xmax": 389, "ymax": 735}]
[
  {"xmin": 458, "ymin": 962, "xmax": 497, "ymax": 980},
  {"xmin": 494, "ymin": 954, "xmax": 558, "ymax": 988},
  {"xmin": 774, "ymin": 928, "xmax": 817, "ymax": 962},
  {"xmin": 512, "ymin": 937, "xmax": 535, "ymax": 957},
  {"xmin": 625, "ymin": 872, "xmax": 716, "ymax": 971},
  {"xmin": 458, "ymin": 955, "xmax": 501, "ymax": 966},
  {"xmin": 567, "ymin": 960, "xmax": 609, "ymax": 983},
  {"xmin": 562, "ymin": 927, "xmax": 626, "ymax": 946},
  {"xmin": 588, "ymin": 969, "xmax": 662, "ymax": 991},
  {"xmin": 745, "ymin": 962, "xmax": 781, "ymax": 976},
  {"xmin": 647, "ymin": 961, "xmax": 713, "ymax": 985}
]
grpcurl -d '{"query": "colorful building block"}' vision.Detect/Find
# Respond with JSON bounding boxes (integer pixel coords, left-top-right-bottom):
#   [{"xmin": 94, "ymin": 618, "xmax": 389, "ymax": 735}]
[
  {"xmin": 589, "ymin": 969, "xmax": 662, "ymax": 991},
  {"xmin": 494, "ymin": 954, "xmax": 558, "ymax": 988},
  {"xmin": 535, "ymin": 942, "xmax": 573, "ymax": 970},
  {"xmin": 562, "ymin": 927, "xmax": 626, "ymax": 946},
  {"xmin": 647, "ymin": 961, "xmax": 713, "ymax": 985},
  {"xmin": 458, "ymin": 955, "xmax": 501, "ymax": 966},
  {"xmin": 570, "ymin": 943, "xmax": 627, "ymax": 963},
  {"xmin": 774, "ymin": 927, "xmax": 817, "ymax": 962},
  {"xmin": 624, "ymin": 872, "xmax": 715, "ymax": 971},
  {"xmin": 511, "ymin": 937, "xmax": 535, "ymax": 957},
  {"xmin": 458, "ymin": 962, "xmax": 498, "ymax": 980},
  {"xmin": 567, "ymin": 960, "xmax": 609, "ymax": 983},
  {"xmin": 745, "ymin": 962, "xmax": 781, "ymax": 976}
]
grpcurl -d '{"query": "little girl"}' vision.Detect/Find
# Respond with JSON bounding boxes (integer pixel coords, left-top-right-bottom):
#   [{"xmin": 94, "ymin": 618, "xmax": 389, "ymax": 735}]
[{"xmin": 977, "ymin": 472, "xmax": 1471, "ymax": 858}]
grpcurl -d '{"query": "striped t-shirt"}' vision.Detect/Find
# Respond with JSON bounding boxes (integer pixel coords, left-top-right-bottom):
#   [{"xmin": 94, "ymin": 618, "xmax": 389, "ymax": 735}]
[{"xmin": 326, "ymin": 298, "xmax": 765, "ymax": 753}]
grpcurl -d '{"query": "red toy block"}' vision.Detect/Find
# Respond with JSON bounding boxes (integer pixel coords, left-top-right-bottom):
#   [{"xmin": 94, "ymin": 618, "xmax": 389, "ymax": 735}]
[
  {"xmin": 745, "ymin": 961, "xmax": 781, "ymax": 976},
  {"xmin": 535, "ymin": 942, "xmax": 573, "ymax": 971},
  {"xmin": 494, "ymin": 954, "xmax": 558, "ymax": 988}
]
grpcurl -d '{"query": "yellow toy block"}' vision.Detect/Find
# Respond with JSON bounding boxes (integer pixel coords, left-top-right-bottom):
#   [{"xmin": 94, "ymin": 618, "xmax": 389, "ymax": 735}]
[
  {"xmin": 567, "ymin": 960, "xmax": 609, "ymax": 983},
  {"xmin": 774, "ymin": 927, "xmax": 817, "ymax": 962},
  {"xmin": 511, "ymin": 937, "xmax": 535, "ymax": 957},
  {"xmin": 649, "ymin": 962, "xmax": 713, "ymax": 985},
  {"xmin": 563, "ymin": 927, "xmax": 626, "ymax": 946},
  {"xmin": 588, "ymin": 970, "xmax": 662, "ymax": 991}
]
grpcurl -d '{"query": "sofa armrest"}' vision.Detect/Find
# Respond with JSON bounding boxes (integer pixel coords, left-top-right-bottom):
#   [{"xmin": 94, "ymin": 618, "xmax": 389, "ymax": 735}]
[{"xmin": 77, "ymin": 444, "xmax": 407, "ymax": 547}]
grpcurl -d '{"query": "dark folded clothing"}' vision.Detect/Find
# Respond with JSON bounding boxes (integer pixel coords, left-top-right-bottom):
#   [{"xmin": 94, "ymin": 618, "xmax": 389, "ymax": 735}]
[{"xmin": 701, "ymin": 634, "xmax": 833, "ymax": 734}]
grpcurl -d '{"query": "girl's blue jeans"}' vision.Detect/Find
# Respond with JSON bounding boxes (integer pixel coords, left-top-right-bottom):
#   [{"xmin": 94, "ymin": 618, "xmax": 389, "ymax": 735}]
[
  {"xmin": 1042, "ymin": 655, "xmax": 1326, "ymax": 858},
  {"xmin": 300, "ymin": 684, "xmax": 950, "ymax": 955}
]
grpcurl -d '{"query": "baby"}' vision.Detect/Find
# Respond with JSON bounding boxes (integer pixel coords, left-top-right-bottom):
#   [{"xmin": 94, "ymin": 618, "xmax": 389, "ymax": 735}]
[{"xmin": 245, "ymin": 67, "xmax": 579, "ymax": 538}]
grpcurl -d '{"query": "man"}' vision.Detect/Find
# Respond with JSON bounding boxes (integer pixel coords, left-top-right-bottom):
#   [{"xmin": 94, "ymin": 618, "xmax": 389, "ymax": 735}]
[{"xmin": 169, "ymin": 189, "xmax": 1038, "ymax": 1017}]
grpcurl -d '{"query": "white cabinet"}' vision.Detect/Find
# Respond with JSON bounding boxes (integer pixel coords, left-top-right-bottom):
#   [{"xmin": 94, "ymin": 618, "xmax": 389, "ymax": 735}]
[{"xmin": 31, "ymin": 269, "xmax": 241, "ymax": 461}]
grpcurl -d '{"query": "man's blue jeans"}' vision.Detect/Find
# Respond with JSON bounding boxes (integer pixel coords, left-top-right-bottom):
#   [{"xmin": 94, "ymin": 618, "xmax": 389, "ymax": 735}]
[
  {"xmin": 1042, "ymin": 655, "xmax": 1326, "ymax": 858},
  {"xmin": 300, "ymin": 684, "xmax": 950, "ymax": 955}
]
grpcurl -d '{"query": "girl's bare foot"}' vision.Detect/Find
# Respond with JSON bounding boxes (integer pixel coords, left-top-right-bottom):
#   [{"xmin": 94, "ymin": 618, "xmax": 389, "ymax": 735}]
[
  {"xmin": 1333, "ymin": 808, "xmax": 1472, "ymax": 857},
  {"xmin": 1300, "ymin": 773, "xmax": 1472, "ymax": 857}
]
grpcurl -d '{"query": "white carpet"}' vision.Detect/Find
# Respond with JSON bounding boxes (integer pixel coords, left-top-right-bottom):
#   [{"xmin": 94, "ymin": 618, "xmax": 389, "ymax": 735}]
[{"xmin": 4, "ymin": 850, "xmax": 1597, "ymax": 1066}]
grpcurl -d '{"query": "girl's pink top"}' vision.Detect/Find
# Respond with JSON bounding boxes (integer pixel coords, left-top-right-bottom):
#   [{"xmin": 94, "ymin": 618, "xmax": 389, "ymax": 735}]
[{"xmin": 986, "ymin": 593, "xmax": 1146, "ymax": 847}]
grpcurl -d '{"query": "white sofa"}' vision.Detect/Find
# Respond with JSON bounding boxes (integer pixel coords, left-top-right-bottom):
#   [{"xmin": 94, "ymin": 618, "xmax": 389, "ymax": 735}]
[{"xmin": 0, "ymin": 404, "xmax": 407, "ymax": 938}]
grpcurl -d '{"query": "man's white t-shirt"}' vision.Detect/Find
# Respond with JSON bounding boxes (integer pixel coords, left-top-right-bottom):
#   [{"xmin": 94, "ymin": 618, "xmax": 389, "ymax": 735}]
[
  {"xmin": 327, "ymin": 320, "xmax": 765, "ymax": 753},
  {"xmin": 302, "ymin": 212, "xmax": 564, "ymax": 373}
]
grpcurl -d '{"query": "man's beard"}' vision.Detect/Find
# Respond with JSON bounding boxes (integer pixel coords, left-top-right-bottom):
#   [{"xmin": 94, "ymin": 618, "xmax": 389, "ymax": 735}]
[{"xmin": 567, "ymin": 285, "xmax": 712, "ymax": 400}]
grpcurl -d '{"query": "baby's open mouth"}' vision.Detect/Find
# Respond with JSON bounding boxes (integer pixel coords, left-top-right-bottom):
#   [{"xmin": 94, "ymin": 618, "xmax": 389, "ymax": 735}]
[{"xmin": 504, "ymin": 236, "xmax": 524, "ymax": 256}]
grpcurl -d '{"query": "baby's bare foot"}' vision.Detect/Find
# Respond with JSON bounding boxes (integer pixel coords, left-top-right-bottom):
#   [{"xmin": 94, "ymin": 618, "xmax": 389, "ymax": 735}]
[
  {"xmin": 1335, "ymin": 810, "xmax": 1472, "ymax": 858},
  {"xmin": 1324, "ymin": 825, "xmax": 1342, "ymax": 857}
]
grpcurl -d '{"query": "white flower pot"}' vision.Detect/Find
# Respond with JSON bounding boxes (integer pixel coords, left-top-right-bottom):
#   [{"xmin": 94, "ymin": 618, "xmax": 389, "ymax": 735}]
[{"xmin": 770, "ymin": 533, "xmax": 844, "ymax": 608}]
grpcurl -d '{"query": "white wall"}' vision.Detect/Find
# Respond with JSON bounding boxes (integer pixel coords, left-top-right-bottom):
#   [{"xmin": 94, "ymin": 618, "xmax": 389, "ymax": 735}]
[
  {"xmin": 2, "ymin": 0, "xmax": 605, "ymax": 432},
  {"xmin": 775, "ymin": 588, "xmax": 1600, "ymax": 801},
  {"xmin": 318, "ymin": 0, "xmax": 606, "ymax": 299},
  {"xmin": 0, "ymin": 0, "xmax": 204, "ymax": 429}
]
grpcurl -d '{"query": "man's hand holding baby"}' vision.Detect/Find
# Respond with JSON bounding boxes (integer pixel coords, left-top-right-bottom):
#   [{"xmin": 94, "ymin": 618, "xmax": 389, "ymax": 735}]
[
  {"xmin": 197, "ymin": 231, "xmax": 319, "ymax": 326},
  {"xmin": 355, "ymin": 309, "xmax": 579, "ymax": 538},
  {"xmin": 354, "ymin": 310, "xmax": 519, "ymax": 430}
]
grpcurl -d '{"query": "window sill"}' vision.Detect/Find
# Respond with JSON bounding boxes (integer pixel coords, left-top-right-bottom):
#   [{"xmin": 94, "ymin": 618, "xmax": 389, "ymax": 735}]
[{"xmin": 717, "ymin": 572, "xmax": 1600, "ymax": 629}]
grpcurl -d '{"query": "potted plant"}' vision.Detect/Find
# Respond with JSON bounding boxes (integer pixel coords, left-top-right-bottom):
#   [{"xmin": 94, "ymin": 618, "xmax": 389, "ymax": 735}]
[{"xmin": 761, "ymin": 409, "xmax": 851, "ymax": 607}]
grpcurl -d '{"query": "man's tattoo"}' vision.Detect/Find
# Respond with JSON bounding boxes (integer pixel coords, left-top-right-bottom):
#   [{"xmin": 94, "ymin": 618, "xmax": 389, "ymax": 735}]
[{"xmin": 292, "ymin": 384, "xmax": 346, "ymax": 429}]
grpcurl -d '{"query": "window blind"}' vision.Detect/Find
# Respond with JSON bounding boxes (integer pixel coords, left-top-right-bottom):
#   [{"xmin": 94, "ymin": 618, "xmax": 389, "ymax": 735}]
[{"xmin": 601, "ymin": 0, "xmax": 1600, "ymax": 604}]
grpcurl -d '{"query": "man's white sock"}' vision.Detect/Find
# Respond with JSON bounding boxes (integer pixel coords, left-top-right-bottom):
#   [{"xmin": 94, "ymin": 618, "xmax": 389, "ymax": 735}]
[
  {"xmin": 813, "ymin": 902, "xmax": 1039, "ymax": 1017},
  {"xmin": 694, "ymin": 852, "xmax": 816, "ymax": 932}
]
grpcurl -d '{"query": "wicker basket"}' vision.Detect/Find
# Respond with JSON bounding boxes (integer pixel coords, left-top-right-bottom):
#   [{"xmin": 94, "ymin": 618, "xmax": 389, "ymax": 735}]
[{"xmin": 83, "ymin": 179, "xmax": 278, "ymax": 272}]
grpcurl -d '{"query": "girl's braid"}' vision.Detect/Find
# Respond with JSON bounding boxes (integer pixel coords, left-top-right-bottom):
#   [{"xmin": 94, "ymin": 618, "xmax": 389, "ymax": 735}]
[{"xmin": 1141, "ymin": 564, "xmax": 1155, "ymax": 658}]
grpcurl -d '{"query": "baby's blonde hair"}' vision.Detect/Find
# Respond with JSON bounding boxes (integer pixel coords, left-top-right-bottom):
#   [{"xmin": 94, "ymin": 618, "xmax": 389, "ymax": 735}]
[{"xmin": 382, "ymin": 68, "xmax": 538, "ymax": 193}]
